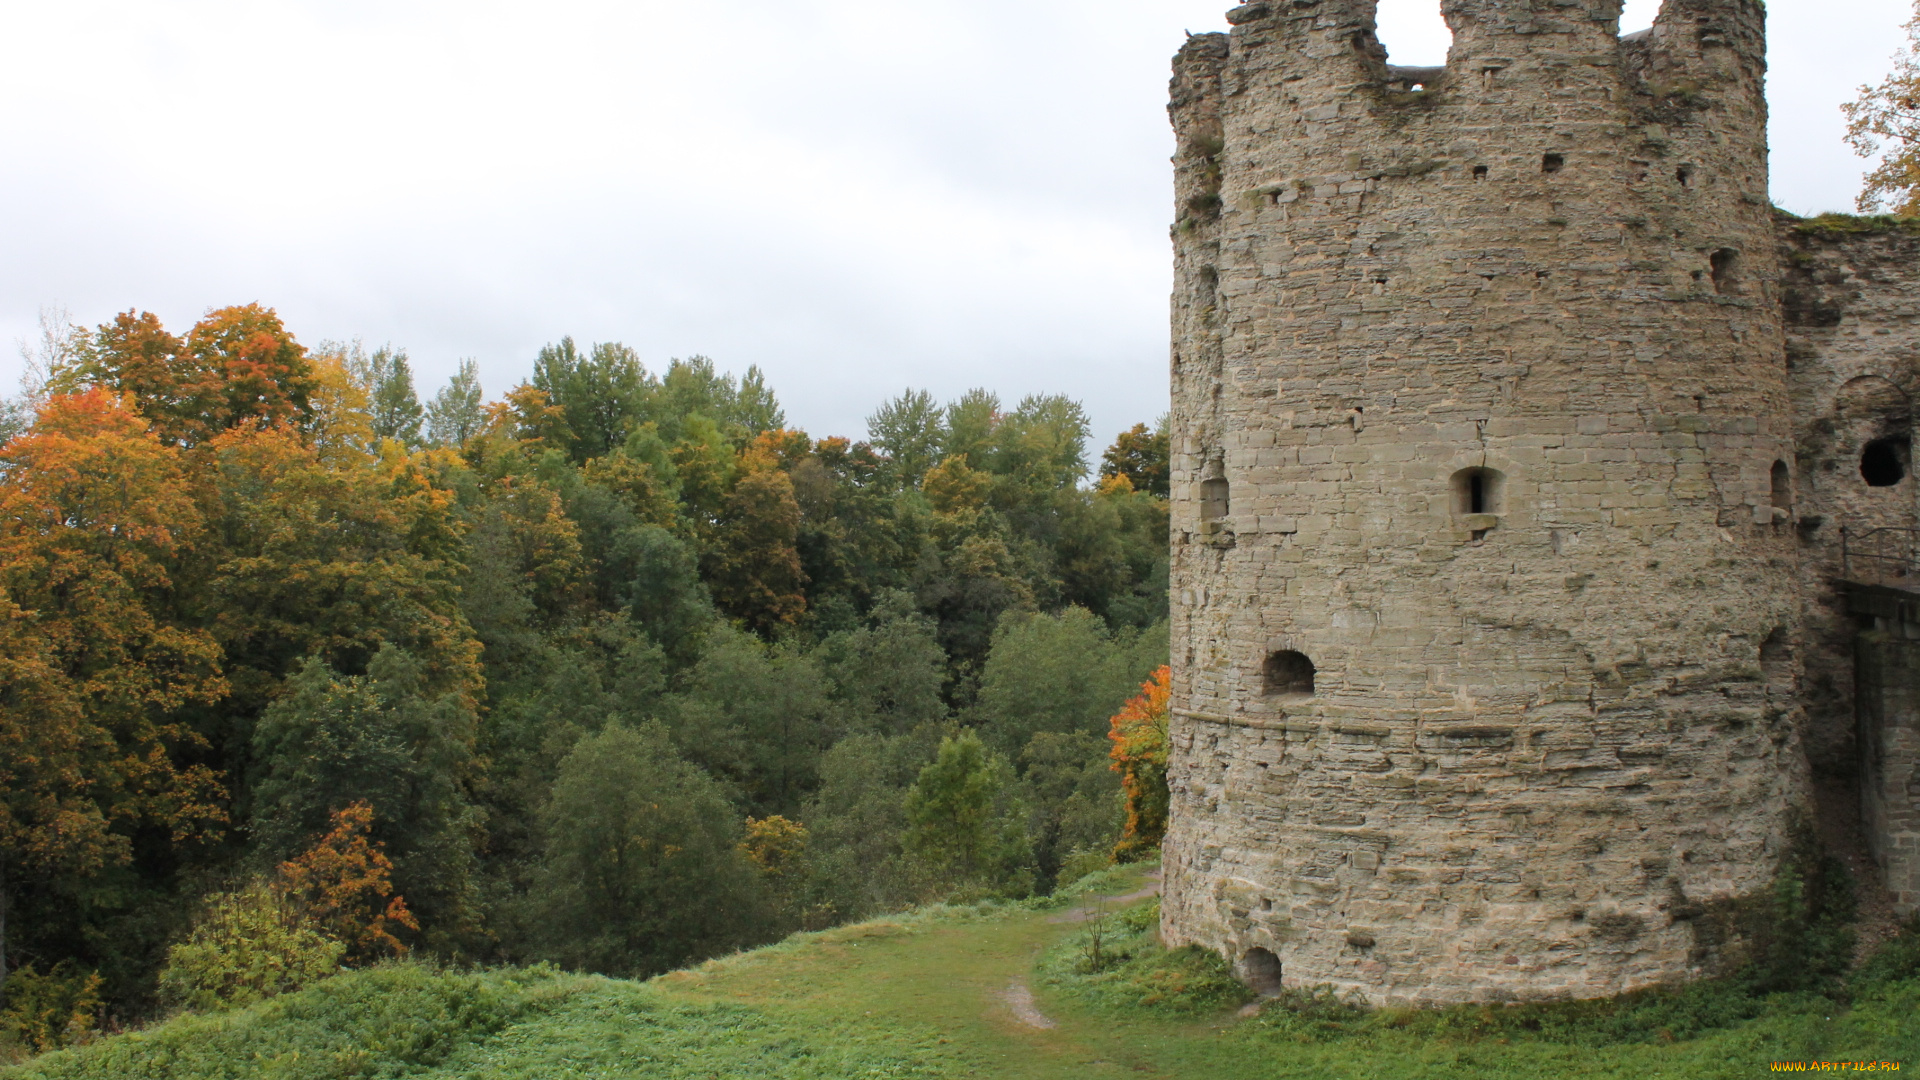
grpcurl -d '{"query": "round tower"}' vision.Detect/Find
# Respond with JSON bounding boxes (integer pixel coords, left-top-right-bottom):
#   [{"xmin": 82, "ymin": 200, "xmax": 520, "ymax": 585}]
[{"xmin": 1162, "ymin": 0, "xmax": 1807, "ymax": 1004}]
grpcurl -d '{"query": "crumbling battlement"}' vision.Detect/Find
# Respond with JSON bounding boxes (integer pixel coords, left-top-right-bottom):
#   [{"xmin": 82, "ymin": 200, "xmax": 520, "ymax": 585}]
[{"xmin": 1162, "ymin": 0, "xmax": 1819, "ymax": 1006}]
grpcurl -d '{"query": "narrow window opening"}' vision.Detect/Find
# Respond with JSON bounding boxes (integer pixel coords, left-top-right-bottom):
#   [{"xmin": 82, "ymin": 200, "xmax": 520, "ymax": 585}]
[
  {"xmin": 1759, "ymin": 627, "xmax": 1790, "ymax": 684},
  {"xmin": 1676, "ymin": 165, "xmax": 1694, "ymax": 186},
  {"xmin": 1472, "ymin": 165, "xmax": 1489, "ymax": 180},
  {"xmin": 1201, "ymin": 476, "xmax": 1230, "ymax": 520},
  {"xmin": 1769, "ymin": 460, "xmax": 1791, "ymax": 512},
  {"xmin": 1241, "ymin": 948, "xmax": 1284, "ymax": 997},
  {"xmin": 1542, "ymin": 153, "xmax": 1565, "ymax": 174},
  {"xmin": 1709, "ymin": 248, "xmax": 1739, "ymax": 294},
  {"xmin": 1861, "ymin": 436, "xmax": 1909, "ymax": 487},
  {"xmin": 1450, "ymin": 467, "xmax": 1506, "ymax": 519},
  {"xmin": 1263, "ymin": 651, "xmax": 1315, "ymax": 696}
]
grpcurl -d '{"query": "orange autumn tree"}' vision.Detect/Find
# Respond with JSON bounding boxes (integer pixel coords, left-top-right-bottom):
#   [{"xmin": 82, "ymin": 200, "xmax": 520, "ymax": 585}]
[
  {"xmin": 0, "ymin": 390, "xmax": 229, "ymax": 992},
  {"xmin": 1108, "ymin": 665, "xmax": 1171, "ymax": 862},
  {"xmin": 58, "ymin": 305, "xmax": 316, "ymax": 447},
  {"xmin": 278, "ymin": 801, "xmax": 419, "ymax": 962}
]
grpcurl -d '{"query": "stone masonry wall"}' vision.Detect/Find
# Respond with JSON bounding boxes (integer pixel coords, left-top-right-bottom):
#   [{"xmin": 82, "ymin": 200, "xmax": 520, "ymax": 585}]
[
  {"xmin": 1779, "ymin": 220, "xmax": 1920, "ymax": 915},
  {"xmin": 1163, "ymin": 0, "xmax": 1809, "ymax": 1005},
  {"xmin": 1779, "ymin": 220, "xmax": 1920, "ymax": 774},
  {"xmin": 1852, "ymin": 592, "xmax": 1920, "ymax": 915}
]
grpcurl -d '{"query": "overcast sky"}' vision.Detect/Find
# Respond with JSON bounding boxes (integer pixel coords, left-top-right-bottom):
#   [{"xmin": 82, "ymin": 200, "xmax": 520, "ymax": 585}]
[{"xmin": 0, "ymin": 0, "xmax": 1909, "ymax": 447}]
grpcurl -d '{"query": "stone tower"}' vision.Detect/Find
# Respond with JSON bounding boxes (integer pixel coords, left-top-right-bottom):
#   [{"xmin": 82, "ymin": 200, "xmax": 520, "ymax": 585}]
[{"xmin": 1162, "ymin": 0, "xmax": 1810, "ymax": 1004}]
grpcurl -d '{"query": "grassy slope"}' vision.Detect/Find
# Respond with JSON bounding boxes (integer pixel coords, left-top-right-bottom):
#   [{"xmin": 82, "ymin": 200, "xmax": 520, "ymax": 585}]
[{"xmin": 8, "ymin": 867, "xmax": 1916, "ymax": 1079}]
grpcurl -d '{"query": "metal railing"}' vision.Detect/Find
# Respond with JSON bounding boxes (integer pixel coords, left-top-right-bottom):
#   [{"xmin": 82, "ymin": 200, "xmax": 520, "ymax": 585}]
[{"xmin": 1840, "ymin": 526, "xmax": 1920, "ymax": 589}]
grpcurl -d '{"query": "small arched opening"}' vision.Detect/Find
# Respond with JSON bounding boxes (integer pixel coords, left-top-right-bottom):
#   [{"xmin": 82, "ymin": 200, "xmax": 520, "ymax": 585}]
[
  {"xmin": 1861, "ymin": 436, "xmax": 1909, "ymax": 487},
  {"xmin": 1241, "ymin": 947, "xmax": 1284, "ymax": 997},
  {"xmin": 1450, "ymin": 467, "xmax": 1505, "ymax": 519},
  {"xmin": 1263, "ymin": 651, "xmax": 1315, "ymax": 697},
  {"xmin": 1769, "ymin": 460, "xmax": 1791, "ymax": 513}
]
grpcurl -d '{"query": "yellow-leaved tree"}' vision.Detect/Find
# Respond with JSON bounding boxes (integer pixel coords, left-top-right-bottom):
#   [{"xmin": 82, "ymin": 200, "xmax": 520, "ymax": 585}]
[{"xmin": 1846, "ymin": 0, "xmax": 1920, "ymax": 214}]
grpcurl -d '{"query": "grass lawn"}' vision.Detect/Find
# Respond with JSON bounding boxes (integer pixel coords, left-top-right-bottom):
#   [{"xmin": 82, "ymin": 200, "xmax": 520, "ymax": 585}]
[{"xmin": 8, "ymin": 866, "xmax": 1916, "ymax": 1079}]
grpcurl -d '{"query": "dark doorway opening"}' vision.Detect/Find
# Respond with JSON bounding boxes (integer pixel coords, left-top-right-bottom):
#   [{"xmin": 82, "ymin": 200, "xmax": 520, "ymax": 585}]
[{"xmin": 1242, "ymin": 948, "xmax": 1284, "ymax": 996}]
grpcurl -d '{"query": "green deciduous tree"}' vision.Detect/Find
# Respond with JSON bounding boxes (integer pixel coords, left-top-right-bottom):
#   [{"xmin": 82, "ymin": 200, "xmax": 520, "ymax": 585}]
[
  {"xmin": 994, "ymin": 394, "xmax": 1090, "ymax": 490},
  {"xmin": 969, "ymin": 607, "xmax": 1166, "ymax": 759},
  {"xmin": 866, "ymin": 389, "xmax": 944, "ymax": 489},
  {"xmin": 902, "ymin": 732, "xmax": 1031, "ymax": 897},
  {"xmin": 533, "ymin": 339, "xmax": 650, "ymax": 462},
  {"xmin": 800, "ymin": 726, "xmax": 945, "ymax": 921},
  {"xmin": 942, "ymin": 389, "xmax": 1000, "ymax": 467},
  {"xmin": 666, "ymin": 626, "xmax": 830, "ymax": 816},
  {"xmin": 249, "ymin": 648, "xmax": 480, "ymax": 944},
  {"xmin": 818, "ymin": 593, "xmax": 948, "ymax": 736},
  {"xmin": 355, "ymin": 346, "xmax": 425, "ymax": 448},
  {"xmin": 524, "ymin": 722, "xmax": 769, "ymax": 976},
  {"xmin": 1020, "ymin": 731, "xmax": 1123, "ymax": 891},
  {"xmin": 426, "ymin": 360, "xmax": 485, "ymax": 448},
  {"xmin": 1099, "ymin": 420, "xmax": 1170, "ymax": 498}
]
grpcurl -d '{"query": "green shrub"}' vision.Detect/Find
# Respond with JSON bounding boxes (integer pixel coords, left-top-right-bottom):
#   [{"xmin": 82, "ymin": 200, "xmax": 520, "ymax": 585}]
[
  {"xmin": 1052, "ymin": 845, "xmax": 1113, "ymax": 892},
  {"xmin": 11, "ymin": 964, "xmax": 571, "ymax": 1080},
  {"xmin": 0, "ymin": 963, "xmax": 103, "ymax": 1055},
  {"xmin": 158, "ymin": 881, "xmax": 346, "ymax": 1011},
  {"xmin": 1852, "ymin": 913, "xmax": 1920, "ymax": 992},
  {"xmin": 1038, "ymin": 898, "xmax": 1252, "ymax": 1015}
]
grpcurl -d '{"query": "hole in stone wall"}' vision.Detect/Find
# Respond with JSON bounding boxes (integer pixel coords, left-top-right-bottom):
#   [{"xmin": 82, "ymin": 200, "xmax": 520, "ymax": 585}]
[
  {"xmin": 1618, "ymin": 0, "xmax": 1658, "ymax": 36},
  {"xmin": 1241, "ymin": 948, "xmax": 1284, "ymax": 997},
  {"xmin": 1371, "ymin": 0, "xmax": 1453, "ymax": 67},
  {"xmin": 1760, "ymin": 626, "xmax": 1790, "ymax": 684},
  {"xmin": 1710, "ymin": 248, "xmax": 1739, "ymax": 293},
  {"xmin": 1450, "ymin": 467, "xmax": 1505, "ymax": 517},
  {"xmin": 1472, "ymin": 165, "xmax": 1489, "ymax": 180},
  {"xmin": 1263, "ymin": 651, "xmax": 1315, "ymax": 696},
  {"xmin": 1770, "ymin": 460, "xmax": 1791, "ymax": 511},
  {"xmin": 1862, "ymin": 436, "xmax": 1909, "ymax": 487},
  {"xmin": 1201, "ymin": 476, "xmax": 1230, "ymax": 520},
  {"xmin": 1542, "ymin": 153, "xmax": 1565, "ymax": 174},
  {"xmin": 1677, "ymin": 165, "xmax": 1694, "ymax": 187}
]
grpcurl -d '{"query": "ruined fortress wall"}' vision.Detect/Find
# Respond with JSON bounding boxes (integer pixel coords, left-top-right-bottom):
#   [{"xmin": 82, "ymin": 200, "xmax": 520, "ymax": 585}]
[
  {"xmin": 1778, "ymin": 220, "xmax": 1920, "ymax": 913},
  {"xmin": 1163, "ymin": 0, "xmax": 1809, "ymax": 1005},
  {"xmin": 1778, "ymin": 221, "xmax": 1920, "ymax": 770}
]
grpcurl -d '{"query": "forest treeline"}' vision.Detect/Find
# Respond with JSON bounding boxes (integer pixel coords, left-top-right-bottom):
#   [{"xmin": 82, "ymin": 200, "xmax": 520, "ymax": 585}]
[{"xmin": 0, "ymin": 303, "xmax": 1173, "ymax": 1028}]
